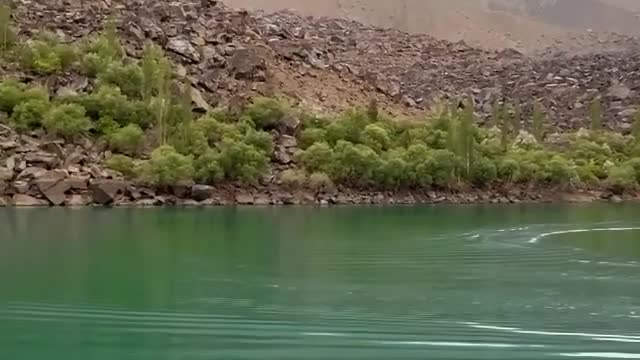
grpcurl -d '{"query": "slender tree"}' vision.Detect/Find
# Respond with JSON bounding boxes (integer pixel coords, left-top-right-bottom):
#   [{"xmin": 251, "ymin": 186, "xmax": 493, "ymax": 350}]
[
  {"xmin": 532, "ymin": 101, "xmax": 545, "ymax": 142},
  {"xmin": 511, "ymin": 101, "xmax": 521, "ymax": 135},
  {"xmin": 0, "ymin": 2, "xmax": 14, "ymax": 56},
  {"xmin": 590, "ymin": 98, "xmax": 602, "ymax": 131}
]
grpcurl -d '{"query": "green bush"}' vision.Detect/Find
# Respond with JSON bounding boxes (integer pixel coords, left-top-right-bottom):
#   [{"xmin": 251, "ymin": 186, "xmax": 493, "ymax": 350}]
[
  {"xmin": 80, "ymin": 22, "xmax": 124, "ymax": 77},
  {"xmin": 544, "ymin": 155, "xmax": 576, "ymax": 184},
  {"xmin": 607, "ymin": 165, "xmax": 636, "ymax": 194},
  {"xmin": 11, "ymin": 98, "xmax": 49, "ymax": 130},
  {"xmin": 42, "ymin": 103, "xmax": 91, "ymax": 139},
  {"xmin": 169, "ymin": 123, "xmax": 208, "ymax": 157},
  {"xmin": 308, "ymin": 172, "xmax": 334, "ymax": 191},
  {"xmin": 75, "ymin": 85, "xmax": 153, "ymax": 127},
  {"xmin": 18, "ymin": 35, "xmax": 77, "ymax": 74},
  {"xmin": 404, "ymin": 144, "xmax": 434, "ymax": 187},
  {"xmin": 140, "ymin": 145, "xmax": 194, "ymax": 186},
  {"xmin": 330, "ymin": 141, "xmax": 380, "ymax": 187},
  {"xmin": 108, "ymin": 124, "xmax": 144, "ymax": 155},
  {"xmin": 218, "ymin": 139, "xmax": 269, "ymax": 185},
  {"xmin": 361, "ymin": 124, "xmax": 391, "ymax": 153},
  {"xmin": 497, "ymin": 157, "xmax": 519, "ymax": 182},
  {"xmin": 245, "ymin": 97, "xmax": 286, "ymax": 130},
  {"xmin": 0, "ymin": 81, "xmax": 47, "ymax": 114},
  {"xmin": 243, "ymin": 129, "xmax": 274, "ymax": 155},
  {"xmin": 98, "ymin": 62, "xmax": 144, "ymax": 98},
  {"xmin": 576, "ymin": 164, "xmax": 599, "ymax": 186},
  {"xmin": 624, "ymin": 158, "xmax": 640, "ymax": 182},
  {"xmin": 470, "ymin": 157, "xmax": 498, "ymax": 186},
  {"xmin": 194, "ymin": 149, "xmax": 225, "ymax": 184},
  {"xmin": 106, "ymin": 154, "xmax": 137, "ymax": 178},
  {"xmin": 298, "ymin": 142, "xmax": 334, "ymax": 173},
  {"xmin": 195, "ymin": 116, "xmax": 244, "ymax": 145},
  {"xmin": 428, "ymin": 149, "xmax": 459, "ymax": 188},
  {"xmin": 375, "ymin": 149, "xmax": 408, "ymax": 189},
  {"xmin": 298, "ymin": 128, "xmax": 327, "ymax": 149},
  {"xmin": 326, "ymin": 110, "xmax": 369, "ymax": 144},
  {"xmin": 279, "ymin": 169, "xmax": 307, "ymax": 188}
]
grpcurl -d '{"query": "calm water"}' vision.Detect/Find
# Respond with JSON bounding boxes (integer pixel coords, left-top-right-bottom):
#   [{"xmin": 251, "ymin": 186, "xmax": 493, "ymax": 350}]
[{"xmin": 1, "ymin": 205, "xmax": 640, "ymax": 359}]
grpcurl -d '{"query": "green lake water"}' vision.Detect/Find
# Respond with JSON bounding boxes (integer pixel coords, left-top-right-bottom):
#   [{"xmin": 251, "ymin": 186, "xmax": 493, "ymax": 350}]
[{"xmin": 1, "ymin": 205, "xmax": 640, "ymax": 359}]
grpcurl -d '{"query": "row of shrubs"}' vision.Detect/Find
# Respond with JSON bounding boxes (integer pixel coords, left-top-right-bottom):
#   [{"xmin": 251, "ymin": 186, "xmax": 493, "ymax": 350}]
[{"xmin": 2, "ymin": 18, "xmax": 640, "ymax": 193}]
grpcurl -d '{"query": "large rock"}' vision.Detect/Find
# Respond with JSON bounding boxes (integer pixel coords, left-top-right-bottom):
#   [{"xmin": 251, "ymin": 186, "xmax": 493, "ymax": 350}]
[
  {"xmin": 24, "ymin": 152, "xmax": 59, "ymax": 168},
  {"xmin": 91, "ymin": 180, "xmax": 128, "ymax": 205},
  {"xmin": 13, "ymin": 194, "xmax": 48, "ymax": 207},
  {"xmin": 235, "ymin": 193, "xmax": 255, "ymax": 205},
  {"xmin": 277, "ymin": 115, "xmax": 301, "ymax": 136},
  {"xmin": 191, "ymin": 184, "xmax": 214, "ymax": 201},
  {"xmin": 66, "ymin": 194, "xmax": 92, "ymax": 207},
  {"xmin": 229, "ymin": 47, "xmax": 266, "ymax": 80},
  {"xmin": 41, "ymin": 181, "xmax": 71, "ymax": 206},
  {"xmin": 167, "ymin": 37, "xmax": 200, "ymax": 62},
  {"xmin": 0, "ymin": 167, "xmax": 13, "ymax": 181}
]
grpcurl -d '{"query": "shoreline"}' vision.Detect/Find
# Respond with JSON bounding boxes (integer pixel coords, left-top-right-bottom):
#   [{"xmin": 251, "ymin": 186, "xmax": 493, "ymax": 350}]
[{"xmin": 1, "ymin": 181, "xmax": 635, "ymax": 207}]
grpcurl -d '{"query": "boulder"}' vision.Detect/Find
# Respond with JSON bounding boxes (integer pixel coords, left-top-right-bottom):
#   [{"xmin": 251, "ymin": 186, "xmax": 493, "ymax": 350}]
[
  {"xmin": 190, "ymin": 87, "xmax": 211, "ymax": 112},
  {"xmin": 13, "ymin": 181, "xmax": 30, "ymax": 194},
  {"xmin": 17, "ymin": 167, "xmax": 48, "ymax": 181},
  {"xmin": 0, "ymin": 196, "xmax": 8, "ymax": 207},
  {"xmin": 66, "ymin": 176, "xmax": 89, "ymax": 190},
  {"xmin": 91, "ymin": 180, "xmax": 128, "ymax": 205},
  {"xmin": 229, "ymin": 47, "xmax": 266, "ymax": 79},
  {"xmin": 277, "ymin": 115, "xmax": 301, "ymax": 136},
  {"xmin": 0, "ymin": 181, "xmax": 6, "ymax": 195},
  {"xmin": 167, "ymin": 37, "xmax": 200, "ymax": 62},
  {"xmin": 0, "ymin": 167, "xmax": 13, "ymax": 181},
  {"xmin": 24, "ymin": 152, "xmax": 59, "ymax": 168},
  {"xmin": 41, "ymin": 181, "xmax": 71, "ymax": 206},
  {"xmin": 235, "ymin": 193, "xmax": 255, "ymax": 205},
  {"xmin": 66, "ymin": 194, "xmax": 92, "ymax": 207},
  {"xmin": 191, "ymin": 184, "xmax": 214, "ymax": 201},
  {"xmin": 13, "ymin": 194, "xmax": 48, "ymax": 207},
  {"xmin": 280, "ymin": 135, "xmax": 298, "ymax": 148}
]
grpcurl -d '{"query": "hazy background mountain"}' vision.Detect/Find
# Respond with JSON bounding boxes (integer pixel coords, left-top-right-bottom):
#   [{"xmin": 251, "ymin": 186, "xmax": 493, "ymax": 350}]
[{"xmin": 225, "ymin": 0, "xmax": 640, "ymax": 51}]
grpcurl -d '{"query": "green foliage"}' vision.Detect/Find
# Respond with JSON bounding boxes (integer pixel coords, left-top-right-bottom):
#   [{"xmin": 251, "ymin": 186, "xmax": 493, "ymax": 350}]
[
  {"xmin": 545, "ymin": 155, "xmax": 576, "ymax": 184},
  {"xmin": 590, "ymin": 98, "xmax": 602, "ymax": 131},
  {"xmin": 330, "ymin": 141, "xmax": 380, "ymax": 187},
  {"xmin": 470, "ymin": 157, "xmax": 498, "ymax": 186},
  {"xmin": 11, "ymin": 98, "xmax": 49, "ymax": 130},
  {"xmin": 361, "ymin": 124, "xmax": 391, "ymax": 153},
  {"xmin": 81, "ymin": 20, "xmax": 124, "ymax": 77},
  {"xmin": 308, "ymin": 172, "xmax": 334, "ymax": 191},
  {"xmin": 428, "ymin": 149, "xmax": 460, "ymax": 188},
  {"xmin": 532, "ymin": 101, "xmax": 545, "ymax": 141},
  {"xmin": 0, "ymin": 81, "xmax": 47, "ymax": 114},
  {"xmin": 169, "ymin": 123, "xmax": 208, "ymax": 157},
  {"xmin": 299, "ymin": 128, "xmax": 327, "ymax": 149},
  {"xmin": 243, "ymin": 129, "xmax": 274, "ymax": 155},
  {"xmin": 108, "ymin": 124, "xmax": 144, "ymax": 155},
  {"xmin": 607, "ymin": 165, "xmax": 636, "ymax": 194},
  {"xmin": 375, "ymin": 149, "xmax": 408, "ymax": 189},
  {"xmin": 245, "ymin": 97, "xmax": 286, "ymax": 130},
  {"xmin": 194, "ymin": 149, "xmax": 225, "ymax": 184},
  {"xmin": 42, "ymin": 103, "xmax": 91, "ymax": 139},
  {"xmin": 280, "ymin": 169, "xmax": 307, "ymax": 188},
  {"xmin": 298, "ymin": 142, "xmax": 334, "ymax": 174},
  {"xmin": 106, "ymin": 154, "xmax": 137, "ymax": 178},
  {"xmin": 19, "ymin": 34, "xmax": 77, "ymax": 74},
  {"xmin": 140, "ymin": 145, "xmax": 194, "ymax": 186},
  {"xmin": 218, "ymin": 139, "xmax": 269, "ymax": 185},
  {"xmin": 0, "ymin": 3, "xmax": 15, "ymax": 55},
  {"xmin": 195, "ymin": 116, "xmax": 244, "ymax": 145},
  {"xmin": 326, "ymin": 110, "xmax": 370, "ymax": 144},
  {"xmin": 75, "ymin": 85, "xmax": 153, "ymax": 127},
  {"xmin": 404, "ymin": 144, "xmax": 434, "ymax": 187},
  {"xmin": 98, "ymin": 62, "xmax": 144, "ymax": 98},
  {"xmin": 624, "ymin": 158, "xmax": 640, "ymax": 183}
]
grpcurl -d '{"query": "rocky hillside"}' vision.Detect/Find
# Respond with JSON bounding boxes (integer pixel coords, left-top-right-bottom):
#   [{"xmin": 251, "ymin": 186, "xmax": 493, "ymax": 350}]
[
  {"xmin": 227, "ymin": 0, "xmax": 640, "ymax": 51},
  {"xmin": 9, "ymin": 0, "xmax": 640, "ymax": 132}
]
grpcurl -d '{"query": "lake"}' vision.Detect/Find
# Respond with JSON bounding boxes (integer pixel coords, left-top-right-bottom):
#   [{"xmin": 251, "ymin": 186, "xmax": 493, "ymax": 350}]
[{"xmin": 1, "ymin": 205, "xmax": 640, "ymax": 359}]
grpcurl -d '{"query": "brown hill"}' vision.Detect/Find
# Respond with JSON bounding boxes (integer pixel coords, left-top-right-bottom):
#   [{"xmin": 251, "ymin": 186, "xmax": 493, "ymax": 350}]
[{"xmin": 7, "ymin": 0, "xmax": 640, "ymax": 131}]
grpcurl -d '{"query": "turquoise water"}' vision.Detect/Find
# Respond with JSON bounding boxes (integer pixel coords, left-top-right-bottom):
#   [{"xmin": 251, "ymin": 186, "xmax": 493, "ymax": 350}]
[{"xmin": 1, "ymin": 205, "xmax": 640, "ymax": 359}]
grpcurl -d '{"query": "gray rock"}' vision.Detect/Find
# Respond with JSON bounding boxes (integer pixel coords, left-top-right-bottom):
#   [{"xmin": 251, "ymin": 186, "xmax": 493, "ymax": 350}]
[
  {"xmin": 41, "ymin": 181, "xmax": 71, "ymax": 206},
  {"xmin": 66, "ymin": 194, "xmax": 92, "ymax": 207},
  {"xmin": 229, "ymin": 47, "xmax": 266, "ymax": 79},
  {"xmin": 40, "ymin": 141, "xmax": 66, "ymax": 159},
  {"xmin": 274, "ymin": 145, "xmax": 291, "ymax": 164},
  {"xmin": 0, "ymin": 196, "xmax": 8, "ymax": 207},
  {"xmin": 0, "ymin": 181, "xmax": 6, "ymax": 195},
  {"xmin": 254, "ymin": 194, "xmax": 271, "ymax": 205},
  {"xmin": 190, "ymin": 87, "xmax": 211, "ymax": 112},
  {"xmin": 13, "ymin": 194, "xmax": 48, "ymax": 207},
  {"xmin": 277, "ymin": 115, "xmax": 301, "ymax": 136},
  {"xmin": 17, "ymin": 167, "xmax": 47, "ymax": 181},
  {"xmin": 136, "ymin": 198, "xmax": 160, "ymax": 207},
  {"xmin": 608, "ymin": 84, "xmax": 632, "ymax": 100},
  {"xmin": 167, "ymin": 37, "xmax": 200, "ymax": 62},
  {"xmin": 91, "ymin": 180, "xmax": 128, "ymax": 205},
  {"xmin": 24, "ymin": 152, "xmax": 59, "ymax": 168},
  {"xmin": 0, "ymin": 140, "xmax": 18, "ymax": 150},
  {"xmin": 280, "ymin": 135, "xmax": 298, "ymax": 148},
  {"xmin": 13, "ymin": 181, "xmax": 30, "ymax": 194},
  {"xmin": 191, "ymin": 184, "xmax": 214, "ymax": 201}
]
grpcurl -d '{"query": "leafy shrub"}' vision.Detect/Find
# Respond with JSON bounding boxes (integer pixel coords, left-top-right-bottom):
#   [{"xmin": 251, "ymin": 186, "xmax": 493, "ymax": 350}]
[
  {"xmin": 42, "ymin": 103, "xmax": 91, "ymax": 139},
  {"xmin": 80, "ymin": 22, "xmax": 124, "ymax": 77},
  {"xmin": 140, "ymin": 145, "xmax": 194, "ymax": 186},
  {"xmin": 544, "ymin": 155, "xmax": 576, "ymax": 184},
  {"xmin": 361, "ymin": 124, "xmax": 391, "ymax": 153},
  {"xmin": 326, "ymin": 110, "xmax": 369, "ymax": 144},
  {"xmin": 169, "ymin": 123, "xmax": 208, "ymax": 157},
  {"xmin": 497, "ymin": 157, "xmax": 519, "ymax": 182},
  {"xmin": 106, "ymin": 154, "xmax": 137, "ymax": 178},
  {"xmin": 243, "ymin": 129, "xmax": 274, "ymax": 155},
  {"xmin": 218, "ymin": 139, "xmax": 269, "ymax": 185},
  {"xmin": 194, "ymin": 149, "xmax": 225, "ymax": 184},
  {"xmin": 245, "ymin": 97, "xmax": 286, "ymax": 130},
  {"xmin": 404, "ymin": 144, "xmax": 434, "ymax": 187},
  {"xmin": 75, "ymin": 85, "xmax": 153, "ymax": 127},
  {"xmin": 0, "ymin": 81, "xmax": 47, "ymax": 114},
  {"xmin": 279, "ymin": 169, "xmax": 307, "ymax": 188},
  {"xmin": 298, "ymin": 128, "xmax": 327, "ymax": 149},
  {"xmin": 428, "ymin": 149, "xmax": 459, "ymax": 188},
  {"xmin": 98, "ymin": 62, "xmax": 144, "ymax": 98},
  {"xmin": 623, "ymin": 158, "xmax": 640, "ymax": 183},
  {"xmin": 11, "ymin": 98, "xmax": 49, "ymax": 130},
  {"xmin": 298, "ymin": 142, "xmax": 334, "ymax": 173},
  {"xmin": 108, "ymin": 124, "xmax": 144, "ymax": 155},
  {"xmin": 18, "ymin": 35, "xmax": 77, "ymax": 74},
  {"xmin": 330, "ymin": 141, "xmax": 380, "ymax": 187},
  {"xmin": 607, "ymin": 165, "xmax": 636, "ymax": 194},
  {"xmin": 308, "ymin": 172, "xmax": 334, "ymax": 191},
  {"xmin": 375, "ymin": 149, "xmax": 408, "ymax": 189},
  {"xmin": 195, "ymin": 116, "xmax": 244, "ymax": 145},
  {"xmin": 470, "ymin": 157, "xmax": 498, "ymax": 186},
  {"xmin": 576, "ymin": 164, "xmax": 599, "ymax": 186}
]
